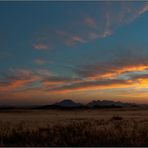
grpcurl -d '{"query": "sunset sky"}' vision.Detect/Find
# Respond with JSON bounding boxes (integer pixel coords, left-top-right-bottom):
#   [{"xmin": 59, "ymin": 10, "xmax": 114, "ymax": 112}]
[{"xmin": 1, "ymin": 1, "xmax": 148, "ymax": 105}]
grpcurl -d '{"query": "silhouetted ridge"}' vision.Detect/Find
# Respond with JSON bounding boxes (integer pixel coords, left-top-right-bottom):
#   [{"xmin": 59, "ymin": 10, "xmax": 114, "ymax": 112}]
[
  {"xmin": 87, "ymin": 100, "xmax": 133, "ymax": 108},
  {"xmin": 31, "ymin": 99, "xmax": 140, "ymax": 109},
  {"xmin": 54, "ymin": 99, "xmax": 82, "ymax": 107}
]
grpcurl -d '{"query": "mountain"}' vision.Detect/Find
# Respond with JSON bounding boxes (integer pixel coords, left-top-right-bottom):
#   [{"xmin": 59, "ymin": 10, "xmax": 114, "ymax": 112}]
[
  {"xmin": 54, "ymin": 99, "xmax": 82, "ymax": 108},
  {"xmin": 32, "ymin": 99, "xmax": 140, "ymax": 110},
  {"xmin": 87, "ymin": 100, "xmax": 132, "ymax": 108}
]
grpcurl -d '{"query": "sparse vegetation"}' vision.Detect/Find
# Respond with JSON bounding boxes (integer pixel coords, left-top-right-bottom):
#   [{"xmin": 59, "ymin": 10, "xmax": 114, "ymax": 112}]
[
  {"xmin": 111, "ymin": 116, "xmax": 123, "ymax": 121},
  {"xmin": 0, "ymin": 109, "xmax": 148, "ymax": 146}
]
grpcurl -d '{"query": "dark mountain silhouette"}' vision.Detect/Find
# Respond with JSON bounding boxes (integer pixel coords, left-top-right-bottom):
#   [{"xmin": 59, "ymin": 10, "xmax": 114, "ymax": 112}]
[
  {"xmin": 0, "ymin": 99, "xmax": 141, "ymax": 110},
  {"xmin": 87, "ymin": 100, "xmax": 131, "ymax": 108},
  {"xmin": 34, "ymin": 99, "xmax": 84, "ymax": 109},
  {"xmin": 34, "ymin": 99, "xmax": 139, "ymax": 110},
  {"xmin": 54, "ymin": 99, "xmax": 82, "ymax": 107}
]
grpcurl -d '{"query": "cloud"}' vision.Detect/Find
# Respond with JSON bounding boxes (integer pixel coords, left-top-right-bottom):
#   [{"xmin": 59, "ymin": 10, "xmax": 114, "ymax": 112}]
[
  {"xmin": 130, "ymin": 3, "xmax": 148, "ymax": 22},
  {"xmin": 32, "ymin": 2, "xmax": 148, "ymax": 50},
  {"xmin": 44, "ymin": 71, "xmax": 148, "ymax": 93},
  {"xmin": 32, "ymin": 43, "xmax": 48, "ymax": 51},
  {"xmin": 130, "ymin": 73, "xmax": 148, "ymax": 81},
  {"xmin": 76, "ymin": 64, "xmax": 148, "ymax": 80},
  {"xmin": 56, "ymin": 30, "xmax": 86, "ymax": 46},
  {"xmin": 0, "ymin": 68, "xmax": 81, "ymax": 93},
  {"xmin": 75, "ymin": 53, "xmax": 148, "ymax": 79},
  {"xmin": 129, "ymin": 73, "xmax": 148, "ymax": 88},
  {"xmin": 65, "ymin": 35, "xmax": 86, "ymax": 46},
  {"xmin": 0, "ymin": 68, "xmax": 55, "ymax": 93},
  {"xmin": 102, "ymin": 2, "xmax": 148, "ymax": 29},
  {"xmin": 138, "ymin": 3, "xmax": 148, "ymax": 15},
  {"xmin": 47, "ymin": 78, "xmax": 133, "ymax": 93},
  {"xmin": 0, "ymin": 69, "xmax": 39, "ymax": 92},
  {"xmin": 1, "ymin": 64, "xmax": 148, "ymax": 95},
  {"xmin": 83, "ymin": 16, "xmax": 97, "ymax": 28},
  {"xmin": 42, "ymin": 76, "xmax": 81, "ymax": 88},
  {"xmin": 34, "ymin": 59, "xmax": 46, "ymax": 65}
]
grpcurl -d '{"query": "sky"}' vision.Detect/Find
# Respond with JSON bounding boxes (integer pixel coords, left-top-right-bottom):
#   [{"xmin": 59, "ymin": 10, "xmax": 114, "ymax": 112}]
[{"xmin": 1, "ymin": 1, "xmax": 148, "ymax": 105}]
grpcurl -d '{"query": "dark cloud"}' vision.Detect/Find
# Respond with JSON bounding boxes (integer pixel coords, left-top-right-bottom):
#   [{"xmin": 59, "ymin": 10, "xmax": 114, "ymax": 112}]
[
  {"xmin": 42, "ymin": 76, "xmax": 81, "ymax": 83},
  {"xmin": 75, "ymin": 53, "xmax": 148, "ymax": 79},
  {"xmin": 130, "ymin": 74, "xmax": 148, "ymax": 81},
  {"xmin": 0, "ymin": 69, "xmax": 39, "ymax": 92},
  {"xmin": 0, "ymin": 69, "xmax": 82, "ymax": 93},
  {"xmin": 47, "ymin": 78, "xmax": 133, "ymax": 93}
]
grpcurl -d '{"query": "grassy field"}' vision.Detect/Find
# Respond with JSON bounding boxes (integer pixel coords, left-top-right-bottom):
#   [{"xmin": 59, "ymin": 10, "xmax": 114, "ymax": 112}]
[{"xmin": 0, "ymin": 108, "xmax": 148, "ymax": 146}]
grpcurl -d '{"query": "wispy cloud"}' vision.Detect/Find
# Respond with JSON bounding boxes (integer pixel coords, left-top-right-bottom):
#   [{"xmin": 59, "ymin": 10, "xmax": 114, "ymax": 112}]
[
  {"xmin": 76, "ymin": 62, "xmax": 148, "ymax": 80},
  {"xmin": 34, "ymin": 59, "xmax": 46, "ymax": 65},
  {"xmin": 138, "ymin": 3, "xmax": 148, "ymax": 15},
  {"xmin": 83, "ymin": 16, "xmax": 97, "ymax": 28},
  {"xmin": 64, "ymin": 35, "xmax": 86, "ymax": 46},
  {"xmin": 1, "ymin": 65, "xmax": 148, "ymax": 95},
  {"xmin": 45, "ymin": 71, "xmax": 148, "ymax": 94},
  {"xmin": 46, "ymin": 78, "xmax": 134, "ymax": 93},
  {"xmin": 0, "ymin": 68, "xmax": 81, "ymax": 94},
  {"xmin": 74, "ymin": 50, "xmax": 148, "ymax": 80},
  {"xmin": 56, "ymin": 30, "xmax": 86, "ymax": 46},
  {"xmin": 0, "ymin": 69, "xmax": 39, "ymax": 92},
  {"xmin": 32, "ymin": 43, "xmax": 48, "ymax": 51},
  {"xmin": 32, "ymin": 2, "xmax": 148, "ymax": 50},
  {"xmin": 42, "ymin": 76, "xmax": 81, "ymax": 88}
]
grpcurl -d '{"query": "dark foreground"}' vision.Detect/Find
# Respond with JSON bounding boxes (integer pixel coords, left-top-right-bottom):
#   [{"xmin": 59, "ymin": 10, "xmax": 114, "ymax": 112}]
[{"xmin": 0, "ymin": 108, "xmax": 148, "ymax": 146}]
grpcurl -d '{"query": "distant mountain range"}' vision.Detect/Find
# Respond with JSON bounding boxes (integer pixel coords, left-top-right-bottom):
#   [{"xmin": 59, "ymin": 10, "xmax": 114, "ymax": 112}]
[
  {"xmin": 87, "ymin": 100, "xmax": 132, "ymax": 108},
  {"xmin": 0, "ymin": 99, "xmax": 141, "ymax": 110},
  {"xmin": 35, "ymin": 99, "xmax": 139, "ymax": 109}
]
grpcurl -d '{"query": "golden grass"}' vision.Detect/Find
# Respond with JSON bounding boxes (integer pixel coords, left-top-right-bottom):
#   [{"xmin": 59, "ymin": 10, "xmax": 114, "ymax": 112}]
[{"xmin": 0, "ymin": 108, "xmax": 148, "ymax": 146}]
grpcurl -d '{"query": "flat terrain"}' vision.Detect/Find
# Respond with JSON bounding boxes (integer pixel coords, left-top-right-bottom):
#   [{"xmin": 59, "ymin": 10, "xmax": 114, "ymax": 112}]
[
  {"xmin": 0, "ymin": 108, "xmax": 148, "ymax": 126},
  {"xmin": 0, "ymin": 108, "xmax": 148, "ymax": 146}
]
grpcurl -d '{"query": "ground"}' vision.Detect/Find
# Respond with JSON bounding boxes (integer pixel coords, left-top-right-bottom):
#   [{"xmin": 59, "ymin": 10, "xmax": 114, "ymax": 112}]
[{"xmin": 0, "ymin": 108, "xmax": 148, "ymax": 146}]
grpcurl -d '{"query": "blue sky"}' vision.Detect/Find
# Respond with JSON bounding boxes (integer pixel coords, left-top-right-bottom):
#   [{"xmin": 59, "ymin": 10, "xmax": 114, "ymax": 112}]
[{"xmin": 1, "ymin": 1, "xmax": 148, "ymax": 105}]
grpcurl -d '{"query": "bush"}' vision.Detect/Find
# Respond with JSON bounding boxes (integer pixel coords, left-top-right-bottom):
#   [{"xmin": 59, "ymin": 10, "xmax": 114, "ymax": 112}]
[{"xmin": 0, "ymin": 119, "xmax": 148, "ymax": 146}]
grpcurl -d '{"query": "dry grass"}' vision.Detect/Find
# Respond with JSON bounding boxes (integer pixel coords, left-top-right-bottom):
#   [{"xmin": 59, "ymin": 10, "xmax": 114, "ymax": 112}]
[{"xmin": 0, "ymin": 108, "xmax": 148, "ymax": 146}]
